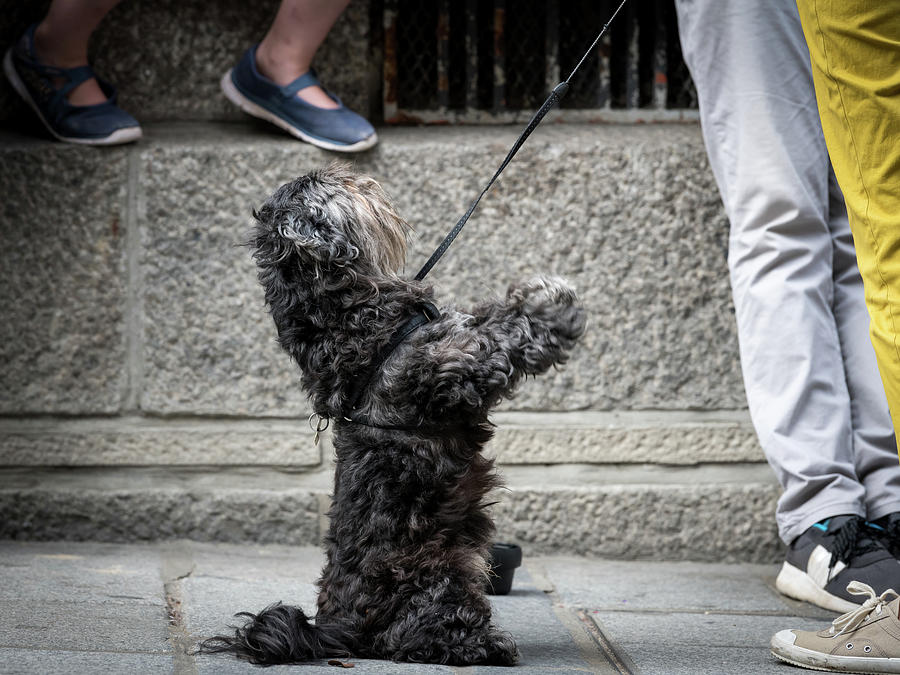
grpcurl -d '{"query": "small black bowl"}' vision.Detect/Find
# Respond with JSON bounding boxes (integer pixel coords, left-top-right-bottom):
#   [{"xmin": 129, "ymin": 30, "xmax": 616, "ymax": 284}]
[{"xmin": 486, "ymin": 542, "xmax": 522, "ymax": 595}]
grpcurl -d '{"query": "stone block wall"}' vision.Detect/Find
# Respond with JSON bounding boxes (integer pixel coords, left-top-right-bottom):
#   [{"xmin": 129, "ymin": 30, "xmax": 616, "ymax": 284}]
[{"xmin": 0, "ymin": 2, "xmax": 779, "ymax": 561}]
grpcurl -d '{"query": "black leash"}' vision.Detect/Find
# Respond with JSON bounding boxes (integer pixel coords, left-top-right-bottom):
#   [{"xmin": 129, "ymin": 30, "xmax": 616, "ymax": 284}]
[
  {"xmin": 414, "ymin": 0, "xmax": 630, "ymax": 282},
  {"xmin": 322, "ymin": 2, "xmax": 630, "ymax": 438}
]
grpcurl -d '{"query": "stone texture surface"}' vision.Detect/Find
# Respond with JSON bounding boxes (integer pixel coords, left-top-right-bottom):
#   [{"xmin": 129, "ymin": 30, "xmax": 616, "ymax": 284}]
[
  {"xmin": 0, "ymin": 418, "xmax": 322, "ymax": 466},
  {"xmin": 135, "ymin": 123, "xmax": 738, "ymax": 414},
  {"xmin": 482, "ymin": 569, "xmax": 605, "ymax": 673},
  {"xmin": 0, "ymin": 412, "xmax": 757, "ymax": 466},
  {"xmin": 0, "ymin": 0, "xmax": 372, "ymax": 127},
  {"xmin": 0, "ymin": 541, "xmax": 169, "ymax": 654},
  {"xmin": 0, "ymin": 142, "xmax": 128, "ymax": 414},
  {"xmin": 366, "ymin": 125, "xmax": 738, "ymax": 411},
  {"xmin": 185, "ymin": 545, "xmax": 602, "ymax": 673},
  {"xmin": 137, "ymin": 134, "xmax": 313, "ymax": 415},
  {"xmin": 0, "ymin": 651, "xmax": 173, "ymax": 675},
  {"xmin": 0, "ymin": 484, "xmax": 321, "ymax": 544},
  {"xmin": 192, "ymin": 657, "xmax": 453, "ymax": 675},
  {"xmin": 0, "ymin": 466, "xmax": 781, "ymax": 561},
  {"xmin": 587, "ymin": 613, "xmax": 825, "ymax": 675},
  {"xmin": 530, "ymin": 558, "xmax": 802, "ymax": 615},
  {"xmin": 492, "ymin": 483, "xmax": 781, "ymax": 563},
  {"xmin": 488, "ymin": 411, "xmax": 759, "ymax": 464}
]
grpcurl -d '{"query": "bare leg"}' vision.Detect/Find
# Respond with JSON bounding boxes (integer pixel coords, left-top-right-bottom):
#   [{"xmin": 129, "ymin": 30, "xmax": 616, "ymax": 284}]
[
  {"xmin": 32, "ymin": 0, "xmax": 122, "ymax": 106},
  {"xmin": 254, "ymin": 0, "xmax": 350, "ymax": 110}
]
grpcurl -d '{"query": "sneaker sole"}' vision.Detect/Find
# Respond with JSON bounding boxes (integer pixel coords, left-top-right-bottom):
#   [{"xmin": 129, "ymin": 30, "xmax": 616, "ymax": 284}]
[
  {"xmin": 3, "ymin": 48, "xmax": 142, "ymax": 146},
  {"xmin": 220, "ymin": 69, "xmax": 378, "ymax": 153},
  {"xmin": 771, "ymin": 629, "xmax": 900, "ymax": 673},
  {"xmin": 775, "ymin": 561, "xmax": 858, "ymax": 613}
]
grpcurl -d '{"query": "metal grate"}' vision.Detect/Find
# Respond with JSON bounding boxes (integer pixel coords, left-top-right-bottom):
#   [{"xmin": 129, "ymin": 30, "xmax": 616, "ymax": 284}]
[{"xmin": 381, "ymin": 0, "xmax": 697, "ymax": 124}]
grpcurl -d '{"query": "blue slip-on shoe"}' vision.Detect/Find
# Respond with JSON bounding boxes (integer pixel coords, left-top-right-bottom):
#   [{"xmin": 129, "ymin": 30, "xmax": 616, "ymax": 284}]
[
  {"xmin": 221, "ymin": 45, "xmax": 377, "ymax": 152},
  {"xmin": 3, "ymin": 24, "xmax": 141, "ymax": 145}
]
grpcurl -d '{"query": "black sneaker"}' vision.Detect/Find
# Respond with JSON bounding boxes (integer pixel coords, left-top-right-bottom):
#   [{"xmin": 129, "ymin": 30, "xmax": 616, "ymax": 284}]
[
  {"xmin": 775, "ymin": 515, "xmax": 900, "ymax": 612},
  {"xmin": 871, "ymin": 512, "xmax": 900, "ymax": 558}
]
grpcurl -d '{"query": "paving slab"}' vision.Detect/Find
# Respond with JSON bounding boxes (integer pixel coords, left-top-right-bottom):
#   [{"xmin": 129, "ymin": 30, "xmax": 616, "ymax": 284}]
[
  {"xmin": 0, "ymin": 542, "xmax": 169, "ymax": 655},
  {"xmin": 529, "ymin": 556, "xmax": 836, "ymax": 619},
  {"xmin": 532, "ymin": 555, "xmax": 840, "ymax": 675},
  {"xmin": 587, "ymin": 613, "xmax": 826, "ymax": 675},
  {"xmin": 0, "ymin": 541, "xmax": 851, "ymax": 674},
  {"xmin": 185, "ymin": 544, "xmax": 603, "ymax": 674},
  {"xmin": 0, "ymin": 649, "xmax": 172, "ymax": 675},
  {"xmin": 182, "ymin": 542, "xmax": 325, "ymax": 638},
  {"xmin": 527, "ymin": 558, "xmax": 800, "ymax": 614}
]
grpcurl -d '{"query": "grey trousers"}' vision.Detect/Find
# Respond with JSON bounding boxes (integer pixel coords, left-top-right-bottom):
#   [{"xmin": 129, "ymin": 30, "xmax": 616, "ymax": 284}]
[{"xmin": 675, "ymin": 0, "xmax": 900, "ymax": 543}]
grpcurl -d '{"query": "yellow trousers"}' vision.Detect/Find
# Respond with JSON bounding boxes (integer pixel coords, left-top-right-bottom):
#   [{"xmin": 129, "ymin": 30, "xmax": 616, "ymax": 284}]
[{"xmin": 797, "ymin": 1, "xmax": 900, "ymax": 450}]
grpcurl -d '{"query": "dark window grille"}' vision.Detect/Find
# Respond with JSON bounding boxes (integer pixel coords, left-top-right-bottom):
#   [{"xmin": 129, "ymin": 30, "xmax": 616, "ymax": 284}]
[{"xmin": 380, "ymin": 0, "xmax": 697, "ymax": 124}]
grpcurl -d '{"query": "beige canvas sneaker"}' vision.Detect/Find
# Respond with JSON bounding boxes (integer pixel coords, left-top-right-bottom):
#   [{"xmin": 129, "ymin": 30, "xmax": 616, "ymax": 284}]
[{"xmin": 771, "ymin": 581, "xmax": 900, "ymax": 673}]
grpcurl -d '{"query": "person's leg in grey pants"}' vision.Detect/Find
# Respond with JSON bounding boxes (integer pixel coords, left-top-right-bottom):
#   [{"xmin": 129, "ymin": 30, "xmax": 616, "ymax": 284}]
[{"xmin": 675, "ymin": 0, "xmax": 900, "ymax": 611}]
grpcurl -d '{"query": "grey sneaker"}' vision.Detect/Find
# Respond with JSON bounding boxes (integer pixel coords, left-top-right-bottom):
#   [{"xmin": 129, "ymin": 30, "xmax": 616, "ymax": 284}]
[
  {"xmin": 771, "ymin": 581, "xmax": 900, "ymax": 673},
  {"xmin": 775, "ymin": 515, "xmax": 900, "ymax": 612}
]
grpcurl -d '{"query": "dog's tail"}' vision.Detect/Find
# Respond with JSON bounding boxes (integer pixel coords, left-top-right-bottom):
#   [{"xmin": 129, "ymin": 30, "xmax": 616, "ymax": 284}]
[{"xmin": 198, "ymin": 603, "xmax": 357, "ymax": 665}]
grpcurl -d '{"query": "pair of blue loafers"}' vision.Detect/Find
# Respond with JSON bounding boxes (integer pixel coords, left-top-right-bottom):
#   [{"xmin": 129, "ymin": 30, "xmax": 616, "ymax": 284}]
[{"xmin": 3, "ymin": 25, "xmax": 376, "ymax": 151}]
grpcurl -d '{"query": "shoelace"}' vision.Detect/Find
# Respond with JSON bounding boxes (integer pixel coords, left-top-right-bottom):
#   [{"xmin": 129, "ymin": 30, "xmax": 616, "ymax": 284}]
[
  {"xmin": 827, "ymin": 516, "xmax": 881, "ymax": 570},
  {"xmin": 829, "ymin": 581, "xmax": 899, "ymax": 637}
]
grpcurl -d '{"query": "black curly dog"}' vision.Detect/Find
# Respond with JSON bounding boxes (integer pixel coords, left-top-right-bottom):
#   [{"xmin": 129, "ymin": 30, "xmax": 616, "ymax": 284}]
[{"xmin": 201, "ymin": 164, "xmax": 585, "ymax": 666}]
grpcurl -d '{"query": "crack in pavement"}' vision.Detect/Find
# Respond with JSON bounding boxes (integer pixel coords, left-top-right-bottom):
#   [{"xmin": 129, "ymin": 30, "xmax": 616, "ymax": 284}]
[{"xmin": 161, "ymin": 544, "xmax": 198, "ymax": 675}]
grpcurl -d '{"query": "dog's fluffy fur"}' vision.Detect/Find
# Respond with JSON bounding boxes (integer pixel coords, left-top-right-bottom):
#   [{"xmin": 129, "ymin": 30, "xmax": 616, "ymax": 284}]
[{"xmin": 201, "ymin": 164, "xmax": 585, "ymax": 666}]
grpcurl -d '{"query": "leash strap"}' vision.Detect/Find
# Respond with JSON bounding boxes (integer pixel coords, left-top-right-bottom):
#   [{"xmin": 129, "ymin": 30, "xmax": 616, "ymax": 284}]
[
  {"xmin": 414, "ymin": 81, "xmax": 570, "ymax": 281},
  {"xmin": 413, "ymin": 0, "xmax": 629, "ymax": 282}
]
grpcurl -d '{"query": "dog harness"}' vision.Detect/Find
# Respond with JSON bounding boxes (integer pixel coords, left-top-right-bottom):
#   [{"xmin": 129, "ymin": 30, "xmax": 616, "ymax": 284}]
[
  {"xmin": 310, "ymin": 301, "xmax": 441, "ymax": 440},
  {"xmin": 342, "ymin": 300, "xmax": 441, "ymax": 429}
]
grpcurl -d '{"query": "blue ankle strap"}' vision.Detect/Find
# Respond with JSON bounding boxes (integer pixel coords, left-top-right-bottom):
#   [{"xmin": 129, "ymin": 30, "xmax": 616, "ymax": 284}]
[
  {"xmin": 18, "ymin": 25, "xmax": 99, "ymax": 103},
  {"xmin": 281, "ymin": 70, "xmax": 321, "ymax": 98}
]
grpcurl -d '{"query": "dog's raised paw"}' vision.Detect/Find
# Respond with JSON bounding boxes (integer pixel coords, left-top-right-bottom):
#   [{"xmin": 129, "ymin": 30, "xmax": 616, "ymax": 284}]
[{"xmin": 509, "ymin": 275, "xmax": 577, "ymax": 309}]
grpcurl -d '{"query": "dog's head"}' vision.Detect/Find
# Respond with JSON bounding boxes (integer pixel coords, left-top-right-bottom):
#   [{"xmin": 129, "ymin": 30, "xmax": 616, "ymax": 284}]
[
  {"xmin": 252, "ymin": 164, "xmax": 416, "ymax": 381},
  {"xmin": 253, "ymin": 163, "xmax": 411, "ymax": 284}
]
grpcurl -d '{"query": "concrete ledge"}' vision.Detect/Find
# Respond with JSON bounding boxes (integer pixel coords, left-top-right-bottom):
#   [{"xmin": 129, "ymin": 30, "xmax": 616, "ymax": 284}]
[
  {"xmin": 0, "ymin": 410, "xmax": 759, "ymax": 466},
  {"xmin": 0, "ymin": 417, "xmax": 322, "ymax": 466},
  {"xmin": 489, "ymin": 410, "xmax": 759, "ymax": 464},
  {"xmin": 0, "ymin": 464, "xmax": 780, "ymax": 562}
]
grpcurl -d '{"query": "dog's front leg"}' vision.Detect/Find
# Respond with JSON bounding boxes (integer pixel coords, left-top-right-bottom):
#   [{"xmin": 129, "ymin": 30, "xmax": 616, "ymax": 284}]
[
  {"xmin": 472, "ymin": 275, "xmax": 586, "ymax": 377},
  {"xmin": 421, "ymin": 276, "xmax": 585, "ymax": 412}
]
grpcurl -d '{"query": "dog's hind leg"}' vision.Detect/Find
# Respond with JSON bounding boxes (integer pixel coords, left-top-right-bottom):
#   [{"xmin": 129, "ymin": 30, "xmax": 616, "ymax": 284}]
[
  {"xmin": 451, "ymin": 627, "xmax": 519, "ymax": 666},
  {"xmin": 389, "ymin": 609, "xmax": 519, "ymax": 666}
]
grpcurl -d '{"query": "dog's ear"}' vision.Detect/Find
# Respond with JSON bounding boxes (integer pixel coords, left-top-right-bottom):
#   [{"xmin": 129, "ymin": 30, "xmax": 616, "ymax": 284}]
[
  {"xmin": 278, "ymin": 209, "xmax": 358, "ymax": 266},
  {"xmin": 253, "ymin": 205, "xmax": 357, "ymax": 270}
]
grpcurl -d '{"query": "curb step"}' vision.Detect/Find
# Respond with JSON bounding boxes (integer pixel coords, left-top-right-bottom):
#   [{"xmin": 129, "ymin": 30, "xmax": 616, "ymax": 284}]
[{"xmin": 0, "ymin": 465, "xmax": 780, "ymax": 562}]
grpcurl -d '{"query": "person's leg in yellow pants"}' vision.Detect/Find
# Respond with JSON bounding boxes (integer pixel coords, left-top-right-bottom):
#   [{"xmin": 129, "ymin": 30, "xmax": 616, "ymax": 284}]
[{"xmin": 796, "ymin": 2, "xmax": 900, "ymax": 451}]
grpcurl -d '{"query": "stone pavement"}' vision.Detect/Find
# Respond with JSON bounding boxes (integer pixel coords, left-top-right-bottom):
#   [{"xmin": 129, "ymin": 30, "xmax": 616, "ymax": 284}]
[{"xmin": 0, "ymin": 540, "xmax": 835, "ymax": 674}]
